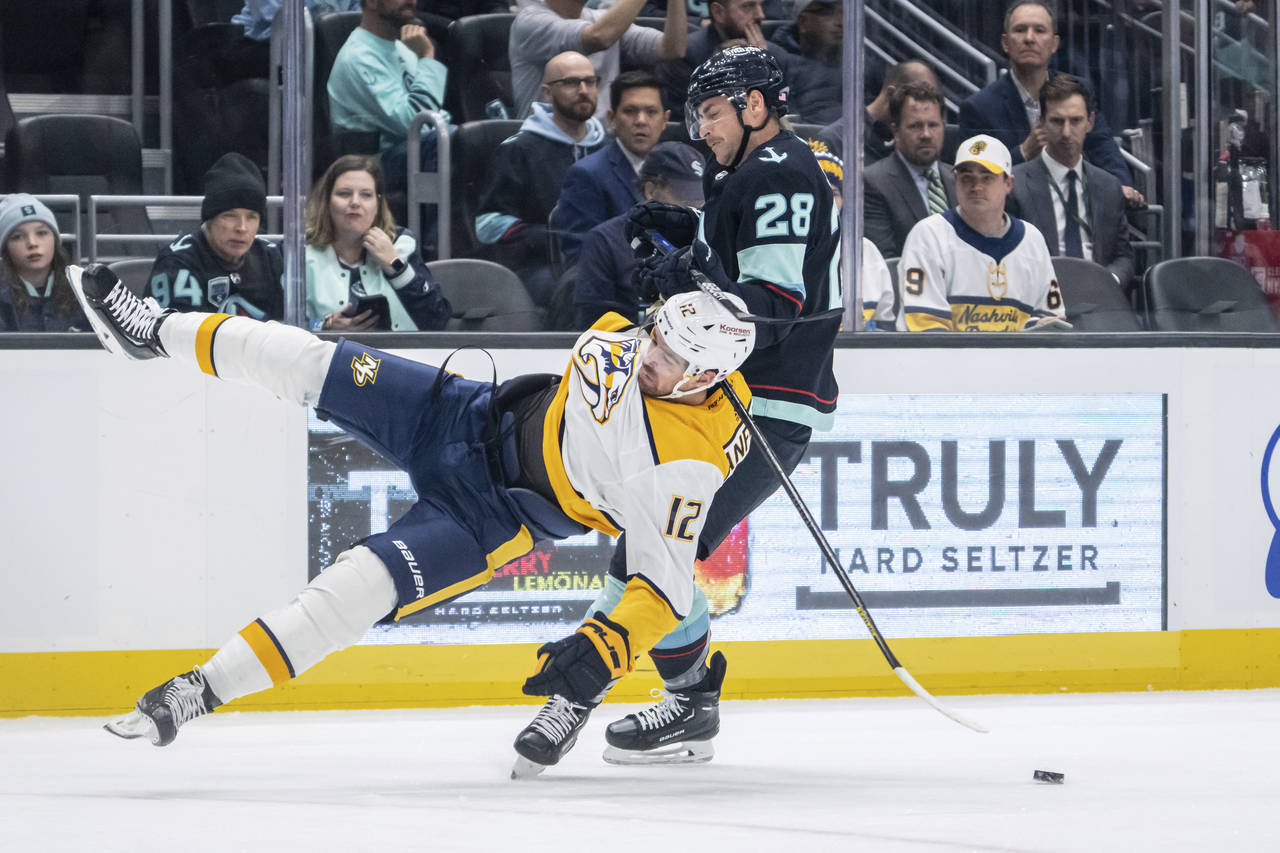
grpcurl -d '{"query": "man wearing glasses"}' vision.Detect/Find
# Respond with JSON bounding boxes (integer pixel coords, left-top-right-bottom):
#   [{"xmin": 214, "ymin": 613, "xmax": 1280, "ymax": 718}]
[
  {"xmin": 510, "ymin": 0, "xmax": 687, "ymax": 121},
  {"xmin": 475, "ymin": 52, "xmax": 608, "ymax": 304}
]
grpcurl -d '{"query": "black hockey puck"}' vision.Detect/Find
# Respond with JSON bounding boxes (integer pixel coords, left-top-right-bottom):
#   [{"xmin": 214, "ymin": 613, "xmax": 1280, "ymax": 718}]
[{"xmin": 1033, "ymin": 770, "xmax": 1065, "ymax": 784}]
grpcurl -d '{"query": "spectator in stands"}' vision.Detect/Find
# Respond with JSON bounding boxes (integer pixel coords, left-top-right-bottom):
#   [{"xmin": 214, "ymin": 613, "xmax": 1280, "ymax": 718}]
[
  {"xmin": 804, "ymin": 141, "xmax": 896, "ymax": 329},
  {"xmin": 305, "ymin": 155, "xmax": 451, "ymax": 332},
  {"xmin": 326, "ymin": 0, "xmax": 448, "ymax": 197},
  {"xmin": 555, "ymin": 71, "xmax": 669, "ymax": 266},
  {"xmin": 476, "ymin": 51, "xmax": 608, "ymax": 304},
  {"xmin": 0, "ymin": 194, "xmax": 88, "ymax": 332},
  {"xmin": 897, "ymin": 134, "xmax": 1066, "ymax": 332},
  {"xmin": 233, "ymin": 1, "xmax": 360, "ymax": 41},
  {"xmin": 573, "ymin": 140, "xmax": 704, "ymax": 327},
  {"xmin": 654, "ymin": 0, "xmax": 769, "ymax": 121},
  {"xmin": 148, "ymin": 153, "xmax": 284, "ymax": 320},
  {"xmin": 1007, "ymin": 74, "xmax": 1136, "ymax": 288},
  {"xmin": 957, "ymin": 0, "xmax": 1143, "ymax": 206},
  {"xmin": 509, "ymin": 0, "xmax": 686, "ymax": 121},
  {"xmin": 769, "ymin": 0, "xmax": 843, "ymax": 124},
  {"xmin": 864, "ymin": 81, "xmax": 956, "ymax": 259},
  {"xmin": 818, "ymin": 60, "xmax": 940, "ymax": 166}
]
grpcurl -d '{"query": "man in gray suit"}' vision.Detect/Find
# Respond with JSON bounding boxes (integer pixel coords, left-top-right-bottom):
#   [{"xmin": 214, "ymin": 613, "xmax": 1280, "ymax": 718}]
[
  {"xmin": 863, "ymin": 81, "xmax": 956, "ymax": 259},
  {"xmin": 1006, "ymin": 74, "xmax": 1135, "ymax": 288}
]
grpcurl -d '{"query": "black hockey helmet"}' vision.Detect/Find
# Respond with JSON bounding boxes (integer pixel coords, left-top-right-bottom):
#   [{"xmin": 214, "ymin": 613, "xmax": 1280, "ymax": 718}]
[{"xmin": 685, "ymin": 46, "xmax": 788, "ymax": 135}]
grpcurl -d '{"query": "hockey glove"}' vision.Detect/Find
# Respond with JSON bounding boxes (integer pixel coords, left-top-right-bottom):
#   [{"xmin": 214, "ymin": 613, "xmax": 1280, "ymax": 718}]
[
  {"xmin": 625, "ymin": 200, "xmax": 701, "ymax": 253},
  {"xmin": 634, "ymin": 238, "xmax": 734, "ymax": 302},
  {"xmin": 523, "ymin": 612, "xmax": 632, "ymax": 706}
]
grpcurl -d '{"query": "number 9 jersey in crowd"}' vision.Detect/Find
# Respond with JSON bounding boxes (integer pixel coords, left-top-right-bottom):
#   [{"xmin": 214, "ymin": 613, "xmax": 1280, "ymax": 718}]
[
  {"xmin": 696, "ymin": 129, "xmax": 841, "ymax": 431},
  {"xmin": 544, "ymin": 313, "xmax": 752, "ymax": 619},
  {"xmin": 896, "ymin": 210, "xmax": 1065, "ymax": 332}
]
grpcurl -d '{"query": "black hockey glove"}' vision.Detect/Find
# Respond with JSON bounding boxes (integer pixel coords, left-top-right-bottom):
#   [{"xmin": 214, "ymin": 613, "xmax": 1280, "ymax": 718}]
[
  {"xmin": 634, "ymin": 238, "xmax": 733, "ymax": 302},
  {"xmin": 522, "ymin": 612, "xmax": 631, "ymax": 706},
  {"xmin": 625, "ymin": 201, "xmax": 701, "ymax": 254}
]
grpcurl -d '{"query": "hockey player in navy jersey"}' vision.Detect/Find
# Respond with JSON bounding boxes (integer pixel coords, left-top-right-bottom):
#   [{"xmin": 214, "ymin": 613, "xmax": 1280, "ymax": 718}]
[
  {"xmin": 572, "ymin": 45, "xmax": 842, "ymax": 766},
  {"xmin": 70, "ymin": 263, "xmax": 755, "ymax": 751}
]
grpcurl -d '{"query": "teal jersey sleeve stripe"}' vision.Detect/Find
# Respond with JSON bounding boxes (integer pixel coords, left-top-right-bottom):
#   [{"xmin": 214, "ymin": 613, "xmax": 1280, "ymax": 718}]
[
  {"xmin": 736, "ymin": 242, "xmax": 807, "ymax": 296},
  {"xmin": 749, "ymin": 395, "xmax": 836, "ymax": 432}
]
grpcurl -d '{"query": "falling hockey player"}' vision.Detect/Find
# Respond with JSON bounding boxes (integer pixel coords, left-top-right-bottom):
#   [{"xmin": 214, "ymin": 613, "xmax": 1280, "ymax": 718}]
[{"xmin": 71, "ymin": 263, "xmax": 754, "ymax": 754}]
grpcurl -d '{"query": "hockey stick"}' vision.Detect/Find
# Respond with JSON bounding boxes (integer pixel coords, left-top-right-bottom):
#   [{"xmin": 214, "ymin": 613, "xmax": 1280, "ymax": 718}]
[{"xmin": 709, "ymin": 334, "xmax": 988, "ymax": 734}]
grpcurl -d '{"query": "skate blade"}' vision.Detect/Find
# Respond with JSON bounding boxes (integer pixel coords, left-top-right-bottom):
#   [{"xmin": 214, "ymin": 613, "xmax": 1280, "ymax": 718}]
[
  {"xmin": 103, "ymin": 709, "xmax": 158, "ymax": 744},
  {"xmin": 602, "ymin": 740, "xmax": 714, "ymax": 766},
  {"xmin": 511, "ymin": 754, "xmax": 549, "ymax": 780},
  {"xmin": 66, "ymin": 265, "xmax": 124, "ymax": 357}
]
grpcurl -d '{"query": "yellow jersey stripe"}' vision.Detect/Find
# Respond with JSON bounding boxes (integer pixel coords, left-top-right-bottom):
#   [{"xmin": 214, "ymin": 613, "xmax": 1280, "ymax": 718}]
[
  {"xmin": 394, "ymin": 527, "xmax": 532, "ymax": 620},
  {"xmin": 194, "ymin": 313, "xmax": 234, "ymax": 377},
  {"xmin": 239, "ymin": 619, "xmax": 293, "ymax": 686},
  {"xmin": 608, "ymin": 577, "xmax": 682, "ymax": 661}
]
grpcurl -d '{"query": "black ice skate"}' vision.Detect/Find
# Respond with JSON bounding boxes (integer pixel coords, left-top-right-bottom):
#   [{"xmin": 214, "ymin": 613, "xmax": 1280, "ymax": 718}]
[
  {"xmin": 602, "ymin": 650, "xmax": 726, "ymax": 766},
  {"xmin": 511, "ymin": 695, "xmax": 593, "ymax": 779},
  {"xmin": 104, "ymin": 667, "xmax": 221, "ymax": 746},
  {"xmin": 68, "ymin": 263, "xmax": 170, "ymax": 359}
]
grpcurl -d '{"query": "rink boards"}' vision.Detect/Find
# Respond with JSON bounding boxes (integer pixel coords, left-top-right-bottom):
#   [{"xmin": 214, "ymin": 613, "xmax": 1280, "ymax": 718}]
[{"xmin": 3, "ymin": 333, "xmax": 1280, "ymax": 714}]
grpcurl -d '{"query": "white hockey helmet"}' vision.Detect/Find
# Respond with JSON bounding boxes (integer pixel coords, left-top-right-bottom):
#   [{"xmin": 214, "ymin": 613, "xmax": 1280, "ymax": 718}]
[{"xmin": 652, "ymin": 291, "xmax": 756, "ymax": 397}]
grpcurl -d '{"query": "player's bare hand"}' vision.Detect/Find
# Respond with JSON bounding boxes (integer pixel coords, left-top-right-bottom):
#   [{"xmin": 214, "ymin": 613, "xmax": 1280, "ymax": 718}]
[
  {"xmin": 401, "ymin": 25, "xmax": 433, "ymax": 59},
  {"xmin": 362, "ymin": 227, "xmax": 399, "ymax": 270},
  {"xmin": 1020, "ymin": 124, "xmax": 1047, "ymax": 162},
  {"xmin": 329, "ymin": 308, "xmax": 378, "ymax": 331},
  {"xmin": 742, "ymin": 21, "xmax": 768, "ymax": 49},
  {"xmin": 1122, "ymin": 185, "xmax": 1146, "ymax": 208}
]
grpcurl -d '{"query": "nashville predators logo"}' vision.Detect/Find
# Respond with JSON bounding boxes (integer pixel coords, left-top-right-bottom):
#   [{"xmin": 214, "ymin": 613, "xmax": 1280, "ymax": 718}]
[
  {"xmin": 987, "ymin": 262, "xmax": 1009, "ymax": 300},
  {"xmin": 573, "ymin": 334, "xmax": 640, "ymax": 424},
  {"xmin": 970, "ymin": 139, "xmax": 988, "ymax": 155},
  {"xmin": 351, "ymin": 351, "xmax": 381, "ymax": 386}
]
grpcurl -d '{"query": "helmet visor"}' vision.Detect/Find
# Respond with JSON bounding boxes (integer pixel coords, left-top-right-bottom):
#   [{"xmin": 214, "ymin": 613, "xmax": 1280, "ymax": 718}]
[{"xmin": 684, "ymin": 91, "xmax": 740, "ymax": 142}]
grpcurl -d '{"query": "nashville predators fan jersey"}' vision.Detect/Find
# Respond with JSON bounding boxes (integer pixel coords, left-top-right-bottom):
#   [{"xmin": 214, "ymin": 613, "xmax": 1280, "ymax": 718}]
[
  {"xmin": 896, "ymin": 209, "xmax": 1064, "ymax": 332},
  {"xmin": 541, "ymin": 313, "xmax": 751, "ymax": 618}
]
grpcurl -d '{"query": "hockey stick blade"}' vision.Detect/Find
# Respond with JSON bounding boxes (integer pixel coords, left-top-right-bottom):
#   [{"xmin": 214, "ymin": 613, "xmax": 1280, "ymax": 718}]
[{"xmin": 714, "ymin": 378, "xmax": 988, "ymax": 734}]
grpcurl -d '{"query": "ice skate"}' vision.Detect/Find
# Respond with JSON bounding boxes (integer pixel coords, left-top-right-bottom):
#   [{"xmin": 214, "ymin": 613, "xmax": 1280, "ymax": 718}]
[
  {"xmin": 511, "ymin": 695, "xmax": 593, "ymax": 779},
  {"xmin": 602, "ymin": 650, "xmax": 726, "ymax": 766},
  {"xmin": 104, "ymin": 667, "xmax": 221, "ymax": 746},
  {"xmin": 68, "ymin": 263, "xmax": 171, "ymax": 359}
]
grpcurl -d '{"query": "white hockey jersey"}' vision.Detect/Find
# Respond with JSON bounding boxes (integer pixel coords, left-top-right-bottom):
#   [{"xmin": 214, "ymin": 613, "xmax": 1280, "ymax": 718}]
[
  {"xmin": 860, "ymin": 237, "xmax": 896, "ymax": 329},
  {"xmin": 541, "ymin": 314, "xmax": 752, "ymax": 618},
  {"xmin": 896, "ymin": 209, "xmax": 1065, "ymax": 332}
]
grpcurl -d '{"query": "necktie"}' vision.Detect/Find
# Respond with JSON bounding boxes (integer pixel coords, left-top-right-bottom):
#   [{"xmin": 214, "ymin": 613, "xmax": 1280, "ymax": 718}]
[
  {"xmin": 1063, "ymin": 170, "xmax": 1084, "ymax": 258},
  {"xmin": 926, "ymin": 168, "xmax": 948, "ymax": 215}
]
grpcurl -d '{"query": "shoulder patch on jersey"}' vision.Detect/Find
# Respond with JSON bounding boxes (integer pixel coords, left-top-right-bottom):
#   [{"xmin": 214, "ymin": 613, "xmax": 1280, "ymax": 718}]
[
  {"xmin": 169, "ymin": 233, "xmax": 193, "ymax": 253},
  {"xmin": 758, "ymin": 146, "xmax": 788, "ymax": 164},
  {"xmin": 572, "ymin": 334, "xmax": 641, "ymax": 424}
]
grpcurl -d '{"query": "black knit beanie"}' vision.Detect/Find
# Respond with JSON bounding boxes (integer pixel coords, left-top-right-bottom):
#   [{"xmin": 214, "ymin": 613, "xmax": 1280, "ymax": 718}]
[{"xmin": 201, "ymin": 153, "xmax": 267, "ymax": 222}]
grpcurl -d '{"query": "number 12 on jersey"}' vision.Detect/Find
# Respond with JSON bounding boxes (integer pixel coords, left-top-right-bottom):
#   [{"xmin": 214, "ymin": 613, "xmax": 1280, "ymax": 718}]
[{"xmin": 663, "ymin": 496, "xmax": 704, "ymax": 542}]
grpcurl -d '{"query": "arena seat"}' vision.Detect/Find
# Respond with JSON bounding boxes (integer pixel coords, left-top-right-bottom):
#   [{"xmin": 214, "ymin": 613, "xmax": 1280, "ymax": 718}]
[
  {"xmin": 4, "ymin": 114, "xmax": 151, "ymax": 250},
  {"xmin": 312, "ymin": 11, "xmax": 381, "ymax": 179},
  {"xmin": 449, "ymin": 118, "xmax": 522, "ymax": 256},
  {"xmin": 427, "ymin": 258, "xmax": 546, "ymax": 331},
  {"xmin": 1052, "ymin": 256, "xmax": 1143, "ymax": 332},
  {"xmin": 1143, "ymin": 257, "xmax": 1279, "ymax": 332},
  {"xmin": 106, "ymin": 257, "xmax": 157, "ymax": 298},
  {"xmin": 447, "ymin": 14, "xmax": 516, "ymax": 123}
]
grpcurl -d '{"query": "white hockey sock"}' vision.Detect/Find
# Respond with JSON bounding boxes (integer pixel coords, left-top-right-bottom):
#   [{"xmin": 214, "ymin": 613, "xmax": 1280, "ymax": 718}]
[
  {"xmin": 200, "ymin": 546, "xmax": 398, "ymax": 705},
  {"xmin": 157, "ymin": 312, "xmax": 335, "ymax": 407}
]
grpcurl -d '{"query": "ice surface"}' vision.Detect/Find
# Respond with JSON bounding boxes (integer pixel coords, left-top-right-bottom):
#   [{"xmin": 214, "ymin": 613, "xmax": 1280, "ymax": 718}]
[{"xmin": 2, "ymin": 690, "xmax": 1277, "ymax": 852}]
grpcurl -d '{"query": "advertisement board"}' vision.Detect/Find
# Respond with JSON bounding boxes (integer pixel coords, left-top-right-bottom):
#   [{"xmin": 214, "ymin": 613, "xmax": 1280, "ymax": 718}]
[{"xmin": 307, "ymin": 393, "xmax": 1165, "ymax": 645}]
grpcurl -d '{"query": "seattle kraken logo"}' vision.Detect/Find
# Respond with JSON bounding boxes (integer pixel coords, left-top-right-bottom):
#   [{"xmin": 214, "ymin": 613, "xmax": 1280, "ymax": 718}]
[
  {"xmin": 759, "ymin": 147, "xmax": 788, "ymax": 164},
  {"xmin": 573, "ymin": 334, "xmax": 640, "ymax": 424},
  {"xmin": 1260, "ymin": 424, "xmax": 1280, "ymax": 597},
  {"xmin": 351, "ymin": 351, "xmax": 381, "ymax": 387}
]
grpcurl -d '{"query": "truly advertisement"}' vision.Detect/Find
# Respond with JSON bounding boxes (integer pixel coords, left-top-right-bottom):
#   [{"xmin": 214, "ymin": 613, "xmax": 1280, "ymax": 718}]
[{"xmin": 306, "ymin": 393, "xmax": 1166, "ymax": 645}]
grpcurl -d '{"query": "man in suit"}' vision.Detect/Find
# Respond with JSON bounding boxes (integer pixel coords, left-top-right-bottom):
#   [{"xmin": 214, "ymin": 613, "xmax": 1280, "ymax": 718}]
[
  {"xmin": 817, "ymin": 59, "xmax": 940, "ymax": 167},
  {"xmin": 863, "ymin": 81, "xmax": 956, "ymax": 259},
  {"xmin": 555, "ymin": 71, "xmax": 668, "ymax": 265},
  {"xmin": 1007, "ymin": 74, "xmax": 1136, "ymax": 289},
  {"xmin": 957, "ymin": 0, "xmax": 1144, "ymax": 207}
]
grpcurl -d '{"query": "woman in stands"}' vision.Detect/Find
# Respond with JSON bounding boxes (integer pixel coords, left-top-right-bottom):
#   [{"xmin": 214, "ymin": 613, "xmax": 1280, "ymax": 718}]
[
  {"xmin": 0, "ymin": 194, "xmax": 88, "ymax": 332},
  {"xmin": 305, "ymin": 155, "xmax": 452, "ymax": 332}
]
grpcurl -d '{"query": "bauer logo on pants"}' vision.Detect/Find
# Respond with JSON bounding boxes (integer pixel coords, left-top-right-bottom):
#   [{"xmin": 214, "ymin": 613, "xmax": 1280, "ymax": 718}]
[{"xmin": 351, "ymin": 351, "xmax": 381, "ymax": 387}]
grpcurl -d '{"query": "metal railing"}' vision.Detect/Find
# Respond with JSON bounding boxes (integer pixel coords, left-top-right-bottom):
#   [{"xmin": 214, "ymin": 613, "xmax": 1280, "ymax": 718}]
[
  {"xmin": 85, "ymin": 195, "xmax": 287, "ymax": 262},
  {"xmin": 407, "ymin": 111, "xmax": 453, "ymax": 260},
  {"xmin": 30, "ymin": 195, "xmax": 83, "ymax": 258}
]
